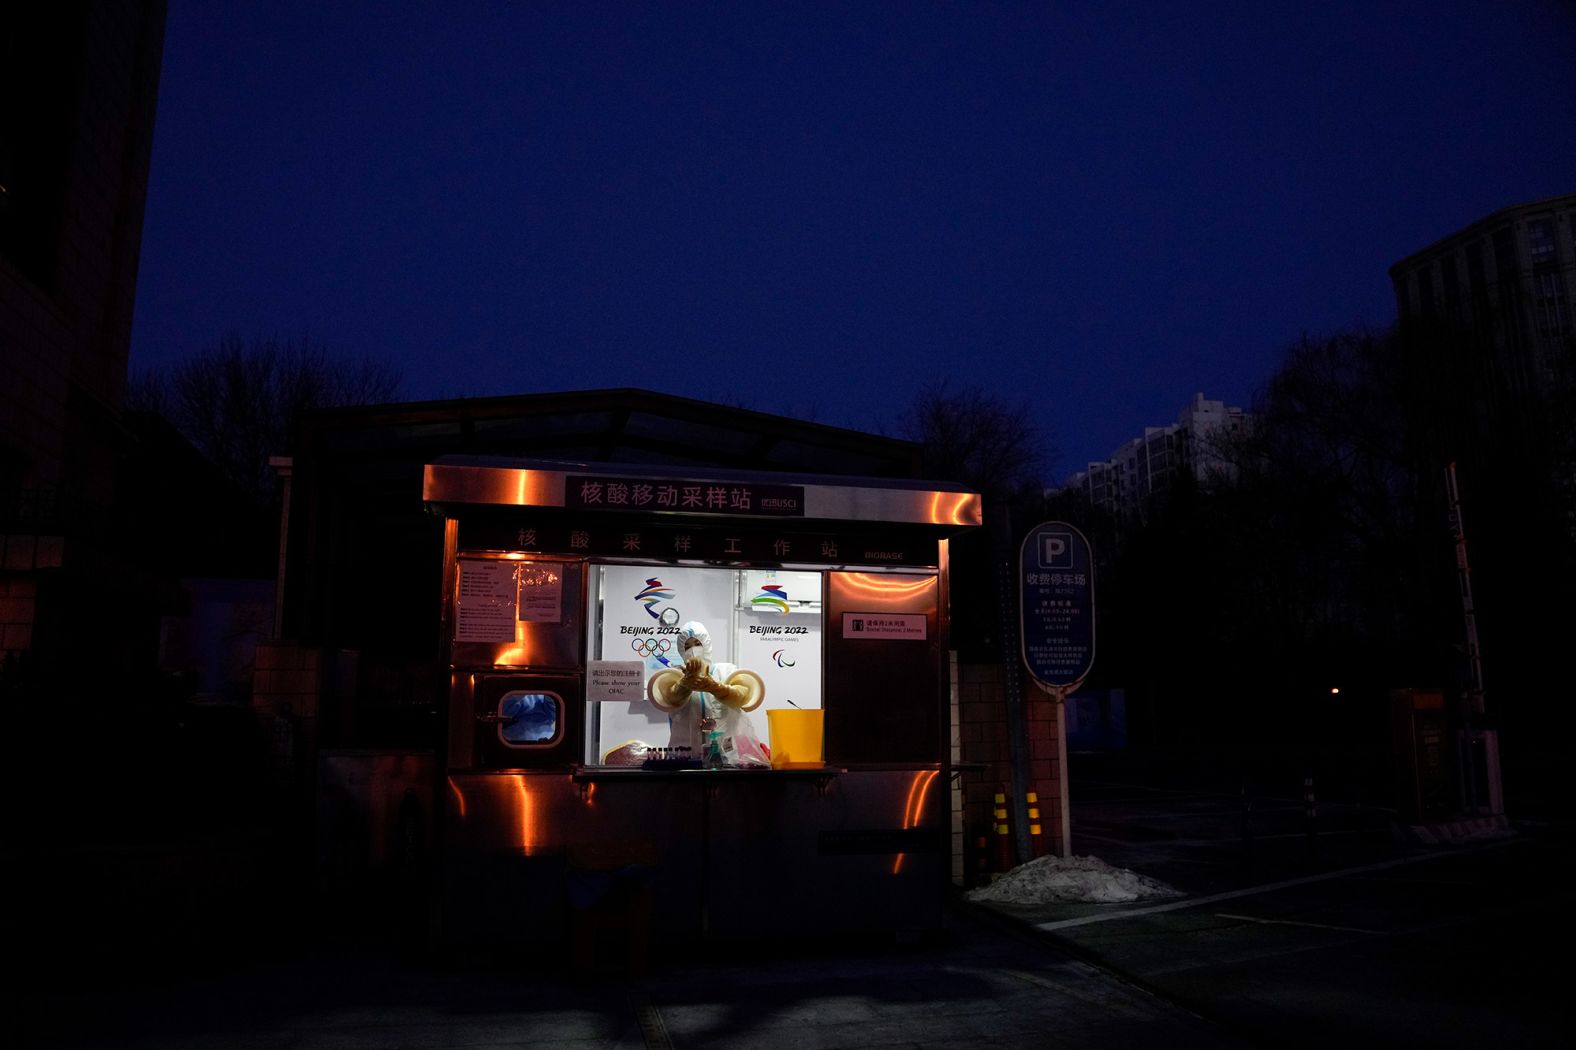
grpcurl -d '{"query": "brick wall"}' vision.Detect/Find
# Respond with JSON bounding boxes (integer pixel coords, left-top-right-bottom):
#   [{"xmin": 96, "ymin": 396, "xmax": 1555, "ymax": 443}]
[
  {"xmin": 1022, "ymin": 677, "xmax": 1065, "ymax": 858},
  {"xmin": 952, "ymin": 660, "xmax": 1065, "ymax": 883}
]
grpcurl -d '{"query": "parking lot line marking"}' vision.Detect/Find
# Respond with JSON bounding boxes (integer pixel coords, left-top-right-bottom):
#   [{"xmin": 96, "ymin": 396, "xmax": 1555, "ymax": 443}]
[
  {"xmin": 630, "ymin": 995, "xmax": 673, "ymax": 1050},
  {"xmin": 1214, "ymin": 912, "xmax": 1382, "ymax": 934},
  {"xmin": 1033, "ymin": 841, "xmax": 1522, "ymax": 932}
]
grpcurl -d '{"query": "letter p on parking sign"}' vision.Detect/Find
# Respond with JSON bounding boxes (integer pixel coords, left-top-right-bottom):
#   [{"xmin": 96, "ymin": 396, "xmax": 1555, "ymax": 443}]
[{"xmin": 1039, "ymin": 533, "xmax": 1072, "ymax": 569}]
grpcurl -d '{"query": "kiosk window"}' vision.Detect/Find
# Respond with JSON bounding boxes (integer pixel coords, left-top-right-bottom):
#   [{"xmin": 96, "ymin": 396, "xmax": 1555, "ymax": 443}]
[
  {"xmin": 498, "ymin": 691, "xmax": 564, "ymax": 747},
  {"xmin": 586, "ymin": 565, "xmax": 823, "ymax": 765}
]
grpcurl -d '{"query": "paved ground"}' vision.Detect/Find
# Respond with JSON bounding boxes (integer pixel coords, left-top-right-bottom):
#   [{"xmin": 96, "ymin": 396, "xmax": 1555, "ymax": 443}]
[
  {"xmin": 14, "ymin": 891, "xmax": 1250, "ymax": 1049},
  {"xmin": 6, "ymin": 769, "xmax": 1249, "ymax": 1049},
  {"xmin": 968, "ymin": 766, "xmax": 1571, "ymax": 1049},
  {"xmin": 10, "ymin": 757, "xmax": 1565, "ymax": 1048}
]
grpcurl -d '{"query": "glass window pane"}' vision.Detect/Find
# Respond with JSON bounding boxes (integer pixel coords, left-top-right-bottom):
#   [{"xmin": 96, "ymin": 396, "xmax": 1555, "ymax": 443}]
[
  {"xmin": 586, "ymin": 564, "xmax": 824, "ymax": 765},
  {"xmin": 499, "ymin": 691, "xmax": 562, "ymax": 745}
]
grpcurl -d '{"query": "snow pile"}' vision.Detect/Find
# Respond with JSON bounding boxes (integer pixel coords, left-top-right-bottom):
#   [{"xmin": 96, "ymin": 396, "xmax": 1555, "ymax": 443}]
[{"xmin": 967, "ymin": 854, "xmax": 1184, "ymax": 906}]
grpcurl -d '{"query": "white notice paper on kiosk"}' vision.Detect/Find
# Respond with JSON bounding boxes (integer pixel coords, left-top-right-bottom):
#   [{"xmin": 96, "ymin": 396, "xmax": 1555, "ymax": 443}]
[
  {"xmin": 516, "ymin": 563, "xmax": 564, "ymax": 623},
  {"xmin": 588, "ymin": 661, "xmax": 646, "ymax": 702},
  {"xmin": 455, "ymin": 560, "xmax": 518, "ymax": 642}
]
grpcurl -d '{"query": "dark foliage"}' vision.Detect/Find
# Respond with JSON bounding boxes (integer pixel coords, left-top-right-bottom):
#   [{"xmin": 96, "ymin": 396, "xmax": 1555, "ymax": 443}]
[
  {"xmin": 128, "ymin": 332, "xmax": 402, "ymax": 503},
  {"xmin": 1078, "ymin": 320, "xmax": 1575, "ymax": 810},
  {"xmin": 897, "ymin": 381, "xmax": 1059, "ymax": 662},
  {"xmin": 898, "ymin": 379, "xmax": 1052, "ymax": 505}
]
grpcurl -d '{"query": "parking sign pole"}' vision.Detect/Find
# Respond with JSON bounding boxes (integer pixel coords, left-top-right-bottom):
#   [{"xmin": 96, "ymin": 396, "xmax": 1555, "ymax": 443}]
[
  {"xmin": 994, "ymin": 508, "xmax": 1035, "ymax": 866},
  {"xmin": 1019, "ymin": 522, "xmax": 1096, "ymax": 860}
]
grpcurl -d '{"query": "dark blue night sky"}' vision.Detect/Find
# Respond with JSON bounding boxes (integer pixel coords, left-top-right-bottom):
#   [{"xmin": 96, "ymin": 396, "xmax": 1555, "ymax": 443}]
[{"xmin": 129, "ymin": 2, "xmax": 1576, "ymax": 478}]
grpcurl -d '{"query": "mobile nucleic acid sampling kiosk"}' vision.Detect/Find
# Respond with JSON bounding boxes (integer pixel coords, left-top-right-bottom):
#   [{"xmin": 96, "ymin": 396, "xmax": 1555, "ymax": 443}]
[{"xmin": 422, "ymin": 455, "xmax": 980, "ymax": 946}]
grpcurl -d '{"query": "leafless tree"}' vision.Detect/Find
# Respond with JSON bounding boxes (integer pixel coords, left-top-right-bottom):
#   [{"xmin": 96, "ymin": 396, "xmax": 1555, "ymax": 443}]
[
  {"xmin": 897, "ymin": 379, "xmax": 1053, "ymax": 504},
  {"xmin": 128, "ymin": 332, "xmax": 402, "ymax": 501}
]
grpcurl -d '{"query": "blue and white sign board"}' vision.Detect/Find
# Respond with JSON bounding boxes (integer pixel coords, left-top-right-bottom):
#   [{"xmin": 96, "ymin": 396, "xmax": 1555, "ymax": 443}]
[{"xmin": 1019, "ymin": 522, "xmax": 1095, "ymax": 691}]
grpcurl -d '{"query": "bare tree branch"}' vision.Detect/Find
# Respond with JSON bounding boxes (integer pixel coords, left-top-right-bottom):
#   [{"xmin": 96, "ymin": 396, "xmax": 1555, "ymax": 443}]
[
  {"xmin": 897, "ymin": 380, "xmax": 1054, "ymax": 503},
  {"xmin": 127, "ymin": 331, "xmax": 402, "ymax": 501}
]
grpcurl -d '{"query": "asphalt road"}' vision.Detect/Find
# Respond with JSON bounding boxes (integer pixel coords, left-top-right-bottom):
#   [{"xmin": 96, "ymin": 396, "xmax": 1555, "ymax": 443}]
[
  {"xmin": 979, "ymin": 760, "xmax": 1574, "ymax": 1049},
  {"xmin": 10, "ymin": 754, "xmax": 1568, "ymax": 1048}
]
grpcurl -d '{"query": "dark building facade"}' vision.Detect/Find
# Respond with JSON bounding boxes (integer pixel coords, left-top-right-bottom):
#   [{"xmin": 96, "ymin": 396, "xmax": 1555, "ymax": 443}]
[
  {"xmin": 1390, "ymin": 195, "xmax": 1576, "ymax": 815},
  {"xmin": 0, "ymin": 3, "xmax": 167, "ymax": 666},
  {"xmin": 1390, "ymin": 193, "xmax": 1576, "ymax": 395}
]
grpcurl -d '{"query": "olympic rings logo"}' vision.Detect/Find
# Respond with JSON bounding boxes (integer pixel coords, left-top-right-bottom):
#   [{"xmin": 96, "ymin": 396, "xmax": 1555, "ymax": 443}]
[{"xmin": 631, "ymin": 638, "xmax": 673, "ymax": 657}]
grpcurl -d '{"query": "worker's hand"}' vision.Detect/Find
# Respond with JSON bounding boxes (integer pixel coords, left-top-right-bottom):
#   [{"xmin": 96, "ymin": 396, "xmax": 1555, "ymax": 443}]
[
  {"xmin": 679, "ymin": 656, "xmax": 710, "ymax": 692},
  {"xmin": 678, "ymin": 657, "xmax": 738, "ymax": 701}
]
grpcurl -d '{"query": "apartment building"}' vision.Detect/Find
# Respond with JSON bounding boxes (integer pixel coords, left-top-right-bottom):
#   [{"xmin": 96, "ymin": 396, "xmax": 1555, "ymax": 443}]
[
  {"xmin": 1062, "ymin": 393, "xmax": 1248, "ymax": 518},
  {"xmin": 1390, "ymin": 193, "xmax": 1576, "ymax": 392}
]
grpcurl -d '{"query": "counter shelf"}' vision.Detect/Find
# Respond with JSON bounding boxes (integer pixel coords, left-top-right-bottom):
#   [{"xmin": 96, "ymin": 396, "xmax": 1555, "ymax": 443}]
[
  {"xmin": 571, "ymin": 764, "xmax": 847, "ymax": 779},
  {"xmin": 571, "ymin": 762, "xmax": 846, "ymax": 798}
]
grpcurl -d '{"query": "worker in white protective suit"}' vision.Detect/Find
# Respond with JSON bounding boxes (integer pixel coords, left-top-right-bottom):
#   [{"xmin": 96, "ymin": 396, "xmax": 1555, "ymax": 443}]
[{"xmin": 646, "ymin": 620, "xmax": 768, "ymax": 767}]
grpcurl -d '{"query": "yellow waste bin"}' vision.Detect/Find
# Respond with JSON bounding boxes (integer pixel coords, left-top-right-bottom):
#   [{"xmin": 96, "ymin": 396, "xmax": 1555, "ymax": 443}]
[{"xmin": 767, "ymin": 709, "xmax": 824, "ymax": 769}]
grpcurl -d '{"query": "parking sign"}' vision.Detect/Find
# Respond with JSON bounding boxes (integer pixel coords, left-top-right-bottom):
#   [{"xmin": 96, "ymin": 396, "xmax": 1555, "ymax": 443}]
[{"xmin": 1019, "ymin": 522, "xmax": 1095, "ymax": 690}]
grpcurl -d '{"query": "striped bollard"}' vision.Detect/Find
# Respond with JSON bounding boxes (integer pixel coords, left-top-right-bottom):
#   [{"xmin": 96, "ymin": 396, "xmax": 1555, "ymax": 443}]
[
  {"xmin": 994, "ymin": 788, "xmax": 1013, "ymax": 872},
  {"xmin": 1027, "ymin": 790, "xmax": 1046, "ymax": 857}
]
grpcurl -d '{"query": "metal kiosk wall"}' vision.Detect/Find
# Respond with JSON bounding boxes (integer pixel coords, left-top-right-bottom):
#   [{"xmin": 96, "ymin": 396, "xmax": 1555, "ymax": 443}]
[{"xmin": 424, "ymin": 456, "xmax": 981, "ymax": 948}]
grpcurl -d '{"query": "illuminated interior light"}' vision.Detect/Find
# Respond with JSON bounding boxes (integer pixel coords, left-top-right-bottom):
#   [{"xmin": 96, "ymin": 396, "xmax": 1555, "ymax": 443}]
[{"xmin": 447, "ymin": 777, "xmax": 467, "ymax": 820}]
